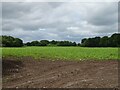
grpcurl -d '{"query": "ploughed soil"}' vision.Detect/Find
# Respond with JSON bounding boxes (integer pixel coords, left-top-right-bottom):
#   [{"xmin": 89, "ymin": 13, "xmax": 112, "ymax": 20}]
[{"xmin": 2, "ymin": 57, "xmax": 118, "ymax": 88}]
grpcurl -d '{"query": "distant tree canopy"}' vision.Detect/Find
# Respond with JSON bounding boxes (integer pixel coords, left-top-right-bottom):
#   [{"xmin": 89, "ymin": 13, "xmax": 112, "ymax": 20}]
[
  {"xmin": 1, "ymin": 33, "xmax": 120, "ymax": 47},
  {"xmin": 81, "ymin": 33, "xmax": 120, "ymax": 47},
  {"xmin": 25, "ymin": 40, "xmax": 77, "ymax": 46},
  {"xmin": 25, "ymin": 40, "xmax": 49, "ymax": 46},
  {"xmin": 1, "ymin": 36, "xmax": 23, "ymax": 47}
]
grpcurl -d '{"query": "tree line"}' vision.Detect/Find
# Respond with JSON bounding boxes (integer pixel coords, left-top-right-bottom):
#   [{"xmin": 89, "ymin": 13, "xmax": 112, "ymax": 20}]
[
  {"xmin": 81, "ymin": 33, "xmax": 120, "ymax": 47},
  {"xmin": 0, "ymin": 33, "xmax": 120, "ymax": 47},
  {"xmin": 0, "ymin": 36, "xmax": 78, "ymax": 47},
  {"xmin": 0, "ymin": 35, "xmax": 23, "ymax": 47},
  {"xmin": 25, "ymin": 40, "xmax": 77, "ymax": 46}
]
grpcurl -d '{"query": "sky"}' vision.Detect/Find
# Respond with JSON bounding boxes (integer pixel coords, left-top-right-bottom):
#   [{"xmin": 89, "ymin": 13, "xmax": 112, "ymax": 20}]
[{"xmin": 1, "ymin": 2, "xmax": 118, "ymax": 43}]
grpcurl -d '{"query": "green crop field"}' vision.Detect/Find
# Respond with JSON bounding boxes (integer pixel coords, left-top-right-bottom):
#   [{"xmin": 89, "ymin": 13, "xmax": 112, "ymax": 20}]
[{"xmin": 1, "ymin": 47, "xmax": 119, "ymax": 60}]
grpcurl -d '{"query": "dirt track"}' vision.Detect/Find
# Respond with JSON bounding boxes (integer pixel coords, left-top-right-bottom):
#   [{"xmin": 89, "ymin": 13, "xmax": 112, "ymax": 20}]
[{"xmin": 2, "ymin": 57, "xmax": 118, "ymax": 88}]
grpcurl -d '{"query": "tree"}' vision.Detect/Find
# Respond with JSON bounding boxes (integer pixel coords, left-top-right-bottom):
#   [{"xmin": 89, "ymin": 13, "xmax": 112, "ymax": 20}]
[
  {"xmin": 99, "ymin": 36, "xmax": 109, "ymax": 47},
  {"xmin": 13, "ymin": 38, "xmax": 23, "ymax": 47},
  {"xmin": 81, "ymin": 33, "xmax": 120, "ymax": 47},
  {"xmin": 31, "ymin": 41, "xmax": 40, "ymax": 46},
  {"xmin": 50, "ymin": 40, "xmax": 58, "ymax": 45},
  {"xmin": 72, "ymin": 42, "xmax": 77, "ymax": 46},
  {"xmin": 109, "ymin": 33, "xmax": 120, "ymax": 47},
  {"xmin": 1, "ymin": 35, "xmax": 23, "ymax": 47},
  {"xmin": 93, "ymin": 37, "xmax": 101, "ymax": 47},
  {"xmin": 40, "ymin": 40, "xmax": 49, "ymax": 46},
  {"xmin": 25, "ymin": 42, "xmax": 31, "ymax": 46},
  {"xmin": 77, "ymin": 43, "xmax": 81, "ymax": 46}
]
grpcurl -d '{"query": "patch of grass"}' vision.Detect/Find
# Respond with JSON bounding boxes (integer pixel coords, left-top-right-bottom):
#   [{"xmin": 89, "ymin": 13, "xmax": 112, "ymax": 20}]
[{"xmin": 1, "ymin": 47, "xmax": 119, "ymax": 60}]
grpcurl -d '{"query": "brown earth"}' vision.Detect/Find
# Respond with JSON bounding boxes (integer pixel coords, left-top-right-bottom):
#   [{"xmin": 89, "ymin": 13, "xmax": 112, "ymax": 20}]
[{"xmin": 2, "ymin": 57, "xmax": 118, "ymax": 89}]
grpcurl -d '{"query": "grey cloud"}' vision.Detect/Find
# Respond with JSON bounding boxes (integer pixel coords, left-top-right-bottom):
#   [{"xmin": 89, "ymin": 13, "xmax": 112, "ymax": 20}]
[
  {"xmin": 47, "ymin": 2, "xmax": 63, "ymax": 8},
  {"xmin": 86, "ymin": 3, "xmax": 118, "ymax": 26},
  {"xmin": 2, "ymin": 2, "xmax": 32, "ymax": 19},
  {"xmin": 2, "ymin": 2, "xmax": 118, "ymax": 42}
]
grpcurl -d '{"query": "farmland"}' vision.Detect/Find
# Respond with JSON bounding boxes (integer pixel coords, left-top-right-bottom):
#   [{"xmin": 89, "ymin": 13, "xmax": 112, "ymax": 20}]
[
  {"xmin": 2, "ymin": 47, "xmax": 119, "ymax": 88},
  {"xmin": 2, "ymin": 47, "xmax": 119, "ymax": 60}
]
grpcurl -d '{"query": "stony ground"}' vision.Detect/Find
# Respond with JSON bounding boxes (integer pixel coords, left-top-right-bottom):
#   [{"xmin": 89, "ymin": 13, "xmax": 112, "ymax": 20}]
[{"xmin": 2, "ymin": 57, "xmax": 118, "ymax": 89}]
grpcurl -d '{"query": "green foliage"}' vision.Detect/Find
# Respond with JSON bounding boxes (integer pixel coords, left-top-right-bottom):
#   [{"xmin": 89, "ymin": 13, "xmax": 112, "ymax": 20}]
[
  {"xmin": 57, "ymin": 41, "xmax": 77, "ymax": 46},
  {"xmin": 77, "ymin": 43, "xmax": 81, "ymax": 46},
  {"xmin": 40, "ymin": 40, "xmax": 49, "ymax": 46},
  {"xmin": 25, "ymin": 40, "xmax": 77, "ymax": 46},
  {"xmin": 81, "ymin": 33, "xmax": 120, "ymax": 47},
  {"xmin": 2, "ymin": 47, "xmax": 119, "ymax": 60},
  {"xmin": 110, "ymin": 33, "xmax": 120, "ymax": 47},
  {"xmin": 50, "ymin": 40, "xmax": 58, "ymax": 45},
  {"xmin": 1, "ymin": 36, "xmax": 23, "ymax": 47},
  {"xmin": 99, "ymin": 36, "xmax": 109, "ymax": 47},
  {"xmin": 1, "ymin": 33, "xmax": 120, "ymax": 47}
]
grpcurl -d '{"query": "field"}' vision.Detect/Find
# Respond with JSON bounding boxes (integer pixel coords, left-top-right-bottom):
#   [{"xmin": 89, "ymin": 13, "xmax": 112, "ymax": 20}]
[
  {"xmin": 1, "ymin": 47, "xmax": 119, "ymax": 60},
  {"xmin": 2, "ymin": 47, "xmax": 119, "ymax": 88}
]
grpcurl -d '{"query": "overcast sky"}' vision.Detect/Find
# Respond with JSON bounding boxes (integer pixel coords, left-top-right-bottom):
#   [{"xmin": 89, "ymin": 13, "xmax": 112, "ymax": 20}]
[{"xmin": 2, "ymin": 2, "xmax": 118, "ymax": 43}]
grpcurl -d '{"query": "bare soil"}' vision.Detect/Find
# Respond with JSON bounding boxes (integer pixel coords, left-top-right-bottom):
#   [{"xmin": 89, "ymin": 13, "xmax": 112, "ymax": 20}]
[{"xmin": 2, "ymin": 57, "xmax": 118, "ymax": 89}]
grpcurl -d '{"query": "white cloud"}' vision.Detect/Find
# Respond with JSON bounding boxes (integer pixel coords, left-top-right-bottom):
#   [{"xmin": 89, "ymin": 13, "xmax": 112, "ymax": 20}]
[
  {"xmin": 2, "ymin": 2, "xmax": 118, "ymax": 43},
  {"xmin": 1, "ymin": 0, "xmax": 119, "ymax": 2}
]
